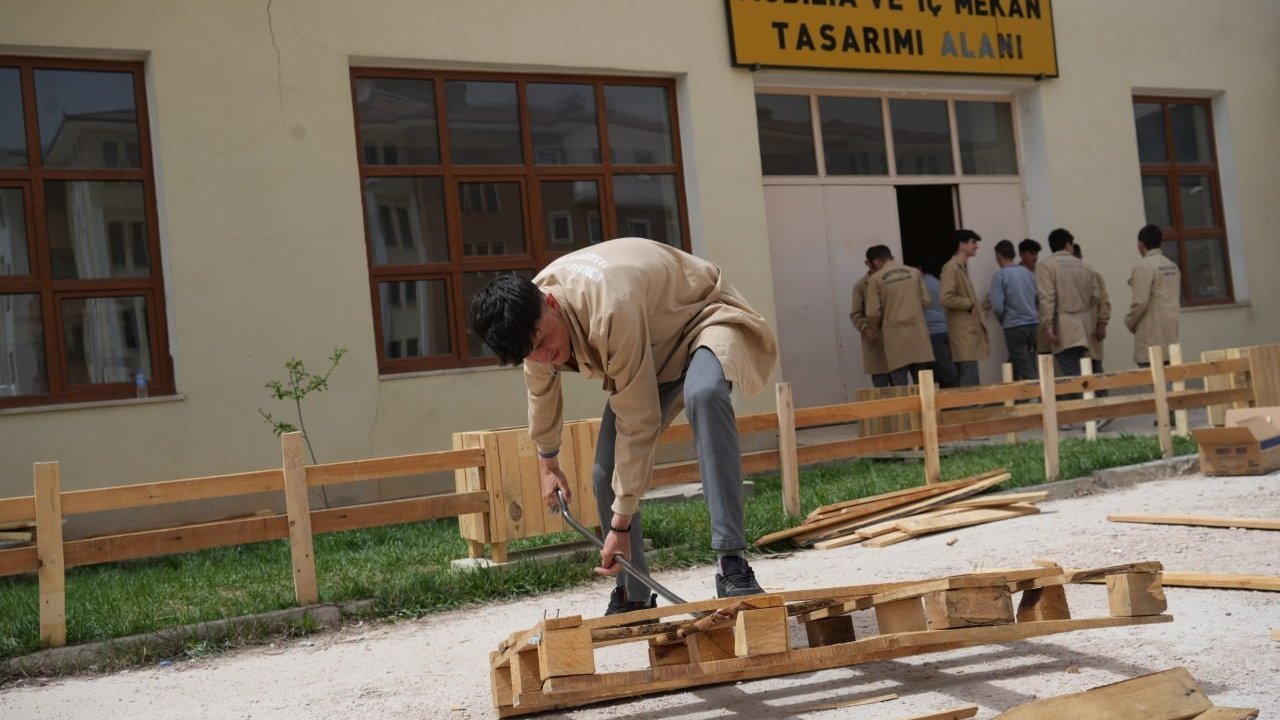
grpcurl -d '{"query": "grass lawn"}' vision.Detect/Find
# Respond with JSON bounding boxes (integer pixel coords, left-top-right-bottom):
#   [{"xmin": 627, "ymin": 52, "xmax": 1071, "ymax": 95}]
[{"xmin": 0, "ymin": 434, "xmax": 1195, "ymax": 667}]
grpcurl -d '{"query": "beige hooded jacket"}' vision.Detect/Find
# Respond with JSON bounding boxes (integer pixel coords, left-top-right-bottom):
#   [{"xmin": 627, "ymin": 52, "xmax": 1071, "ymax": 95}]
[{"xmin": 1125, "ymin": 248, "xmax": 1181, "ymax": 364}]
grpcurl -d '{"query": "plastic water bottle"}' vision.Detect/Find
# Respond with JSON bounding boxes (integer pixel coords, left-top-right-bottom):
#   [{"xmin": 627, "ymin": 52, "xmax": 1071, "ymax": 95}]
[{"xmin": 135, "ymin": 370, "xmax": 148, "ymax": 399}]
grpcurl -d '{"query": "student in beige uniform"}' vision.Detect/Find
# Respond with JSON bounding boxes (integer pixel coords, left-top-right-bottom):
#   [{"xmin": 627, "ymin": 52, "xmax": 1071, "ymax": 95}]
[
  {"xmin": 1072, "ymin": 242, "xmax": 1111, "ymax": 374},
  {"xmin": 470, "ymin": 238, "xmax": 777, "ymax": 615},
  {"xmin": 850, "ymin": 246, "xmax": 892, "ymax": 387},
  {"xmin": 940, "ymin": 229, "xmax": 990, "ymax": 386},
  {"xmin": 1126, "ymin": 225, "xmax": 1182, "ymax": 367},
  {"xmin": 1036, "ymin": 228, "xmax": 1101, "ymax": 378},
  {"xmin": 865, "ymin": 246, "xmax": 934, "ymax": 386}
]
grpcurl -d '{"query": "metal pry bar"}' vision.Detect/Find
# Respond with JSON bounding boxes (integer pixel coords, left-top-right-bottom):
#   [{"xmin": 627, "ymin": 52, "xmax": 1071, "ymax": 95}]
[{"xmin": 555, "ymin": 488, "xmax": 686, "ymax": 606}]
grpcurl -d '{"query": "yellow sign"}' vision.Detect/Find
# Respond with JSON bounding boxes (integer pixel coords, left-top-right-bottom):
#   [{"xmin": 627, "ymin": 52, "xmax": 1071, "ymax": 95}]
[{"xmin": 726, "ymin": 0, "xmax": 1057, "ymax": 78}]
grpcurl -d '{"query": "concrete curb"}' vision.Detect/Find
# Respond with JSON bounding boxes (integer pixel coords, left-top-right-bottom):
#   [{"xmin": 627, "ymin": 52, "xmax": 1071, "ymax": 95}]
[
  {"xmin": 994, "ymin": 453, "xmax": 1200, "ymax": 501},
  {"xmin": 2, "ymin": 599, "xmax": 376, "ymax": 677}
]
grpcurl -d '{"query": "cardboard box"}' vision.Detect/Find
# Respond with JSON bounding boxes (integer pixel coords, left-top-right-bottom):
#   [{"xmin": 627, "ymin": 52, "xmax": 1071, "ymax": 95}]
[{"xmin": 1191, "ymin": 407, "xmax": 1280, "ymax": 476}]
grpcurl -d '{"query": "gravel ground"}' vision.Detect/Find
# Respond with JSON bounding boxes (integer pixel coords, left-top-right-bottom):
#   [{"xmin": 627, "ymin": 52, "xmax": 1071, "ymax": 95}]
[{"xmin": 2, "ymin": 468, "xmax": 1277, "ymax": 720}]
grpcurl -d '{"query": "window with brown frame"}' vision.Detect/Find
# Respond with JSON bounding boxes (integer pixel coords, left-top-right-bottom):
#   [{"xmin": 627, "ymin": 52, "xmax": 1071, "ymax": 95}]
[
  {"xmin": 351, "ymin": 69, "xmax": 690, "ymax": 373},
  {"xmin": 1132, "ymin": 96, "xmax": 1233, "ymax": 305},
  {"xmin": 0, "ymin": 57, "xmax": 171, "ymax": 409}
]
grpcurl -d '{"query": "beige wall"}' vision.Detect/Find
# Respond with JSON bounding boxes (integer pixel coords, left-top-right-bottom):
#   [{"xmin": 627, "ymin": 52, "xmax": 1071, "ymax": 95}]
[
  {"xmin": 0, "ymin": 0, "xmax": 779, "ymax": 506},
  {"xmin": 1, "ymin": 0, "xmax": 1277, "ymax": 516}
]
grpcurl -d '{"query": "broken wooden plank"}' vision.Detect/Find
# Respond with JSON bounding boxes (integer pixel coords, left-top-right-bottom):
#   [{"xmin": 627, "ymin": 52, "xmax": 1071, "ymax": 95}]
[
  {"xmin": 992, "ymin": 667, "xmax": 1210, "ymax": 720},
  {"xmin": 863, "ymin": 531, "xmax": 913, "ymax": 548},
  {"xmin": 1108, "ymin": 514, "xmax": 1280, "ymax": 531},
  {"xmin": 1191, "ymin": 708, "xmax": 1260, "ymax": 720},
  {"xmin": 1009, "ymin": 562, "xmax": 1164, "ymax": 592},
  {"xmin": 1079, "ymin": 571, "xmax": 1280, "ymax": 593},
  {"xmin": 891, "ymin": 708, "xmax": 978, "ymax": 720},
  {"xmin": 894, "ymin": 505, "xmax": 1041, "ymax": 537},
  {"xmin": 784, "ymin": 692, "xmax": 898, "ymax": 715},
  {"xmin": 937, "ymin": 491, "xmax": 1048, "ymax": 509}
]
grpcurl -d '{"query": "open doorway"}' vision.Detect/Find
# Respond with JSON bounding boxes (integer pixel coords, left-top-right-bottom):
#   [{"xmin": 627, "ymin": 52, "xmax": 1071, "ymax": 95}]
[{"xmin": 896, "ymin": 185, "xmax": 958, "ymax": 270}]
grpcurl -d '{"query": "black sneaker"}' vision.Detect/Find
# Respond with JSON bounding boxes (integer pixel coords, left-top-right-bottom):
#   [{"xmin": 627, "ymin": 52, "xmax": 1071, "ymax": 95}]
[
  {"xmin": 604, "ymin": 586, "xmax": 656, "ymax": 622},
  {"xmin": 715, "ymin": 555, "xmax": 764, "ymax": 598}
]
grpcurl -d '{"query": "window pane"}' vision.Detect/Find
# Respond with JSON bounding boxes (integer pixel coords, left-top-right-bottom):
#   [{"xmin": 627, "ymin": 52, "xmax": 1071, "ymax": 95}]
[
  {"xmin": 0, "ymin": 187, "xmax": 30, "ymax": 275},
  {"xmin": 755, "ymin": 94, "xmax": 816, "ymax": 176},
  {"xmin": 445, "ymin": 81, "xmax": 521, "ymax": 165},
  {"xmin": 529, "ymin": 83, "xmax": 599, "ymax": 164},
  {"xmin": 379, "ymin": 280, "xmax": 450, "ymax": 358},
  {"xmin": 35, "ymin": 69, "xmax": 140, "ymax": 169},
  {"xmin": 45, "ymin": 181, "xmax": 150, "ymax": 279},
  {"xmin": 363, "ymin": 177, "xmax": 449, "ymax": 264},
  {"xmin": 890, "ymin": 99, "xmax": 953, "ymax": 175},
  {"xmin": 1141, "ymin": 176, "xmax": 1172, "ymax": 228},
  {"xmin": 62, "ymin": 296, "xmax": 150, "ymax": 384},
  {"xmin": 541, "ymin": 180, "xmax": 601, "ymax": 252},
  {"xmin": 614, "ymin": 174, "xmax": 680, "ymax": 246},
  {"xmin": 955, "ymin": 101, "xmax": 1017, "ymax": 175},
  {"xmin": 819, "ymin": 96, "xmax": 886, "ymax": 175},
  {"xmin": 355, "ymin": 78, "xmax": 439, "ymax": 165},
  {"xmin": 0, "ymin": 68, "xmax": 25, "ymax": 167},
  {"xmin": 462, "ymin": 269, "xmax": 533, "ymax": 358},
  {"xmin": 459, "ymin": 182, "xmax": 525, "ymax": 256},
  {"xmin": 1171, "ymin": 103, "xmax": 1212, "ymax": 164},
  {"xmin": 1133, "ymin": 102, "xmax": 1167, "ymax": 164},
  {"xmin": 1179, "ymin": 175, "xmax": 1217, "ymax": 228},
  {"xmin": 605, "ymin": 85, "xmax": 673, "ymax": 165},
  {"xmin": 1186, "ymin": 239, "xmax": 1229, "ymax": 302},
  {"xmin": 0, "ymin": 293, "xmax": 47, "ymax": 396}
]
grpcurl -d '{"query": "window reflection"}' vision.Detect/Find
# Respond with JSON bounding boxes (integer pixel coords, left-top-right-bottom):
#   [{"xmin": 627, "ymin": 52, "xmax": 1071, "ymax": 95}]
[
  {"xmin": 35, "ymin": 69, "xmax": 140, "ymax": 169},
  {"xmin": 1141, "ymin": 176, "xmax": 1172, "ymax": 228},
  {"xmin": 819, "ymin": 96, "xmax": 886, "ymax": 176},
  {"xmin": 0, "ymin": 188, "xmax": 30, "ymax": 275},
  {"xmin": 1178, "ymin": 175, "xmax": 1216, "ymax": 227},
  {"xmin": 529, "ymin": 84, "xmax": 600, "ymax": 164},
  {"xmin": 62, "ymin": 296, "xmax": 150, "ymax": 385},
  {"xmin": 355, "ymin": 78, "xmax": 439, "ymax": 165},
  {"xmin": 459, "ymin": 182, "xmax": 525, "ymax": 256},
  {"xmin": 605, "ymin": 85, "xmax": 673, "ymax": 165},
  {"xmin": 541, "ymin": 180, "xmax": 601, "ymax": 252},
  {"xmin": 45, "ymin": 181, "xmax": 150, "ymax": 280},
  {"xmin": 0, "ymin": 68, "xmax": 26, "ymax": 167},
  {"xmin": 614, "ymin": 175, "xmax": 680, "ymax": 246},
  {"xmin": 955, "ymin": 101, "xmax": 1016, "ymax": 175},
  {"xmin": 445, "ymin": 81, "xmax": 522, "ymax": 165},
  {"xmin": 890, "ymin": 99, "xmax": 953, "ymax": 175},
  {"xmin": 1187, "ymin": 239, "xmax": 1229, "ymax": 302},
  {"xmin": 0, "ymin": 293, "xmax": 47, "ymax": 396},
  {"xmin": 1171, "ymin": 104, "xmax": 1212, "ymax": 164},
  {"xmin": 364, "ymin": 177, "xmax": 450, "ymax": 264},
  {"xmin": 756, "ymin": 94, "xmax": 816, "ymax": 176},
  {"xmin": 379, "ymin": 280, "xmax": 450, "ymax": 359},
  {"xmin": 1133, "ymin": 103, "xmax": 1167, "ymax": 164}
]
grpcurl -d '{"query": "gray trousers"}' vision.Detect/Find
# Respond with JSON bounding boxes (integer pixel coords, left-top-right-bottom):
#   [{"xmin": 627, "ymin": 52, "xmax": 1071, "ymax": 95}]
[
  {"xmin": 954, "ymin": 360, "xmax": 980, "ymax": 387},
  {"xmin": 1003, "ymin": 324, "xmax": 1039, "ymax": 381},
  {"xmin": 594, "ymin": 347, "xmax": 745, "ymax": 601},
  {"xmin": 929, "ymin": 333, "xmax": 959, "ymax": 388}
]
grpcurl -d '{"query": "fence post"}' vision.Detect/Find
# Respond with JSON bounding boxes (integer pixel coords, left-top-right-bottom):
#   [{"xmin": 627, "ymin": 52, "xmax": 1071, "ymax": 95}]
[
  {"xmin": 919, "ymin": 370, "xmax": 941, "ymax": 485},
  {"xmin": 1149, "ymin": 346, "xmax": 1174, "ymax": 459},
  {"xmin": 775, "ymin": 382, "xmax": 800, "ymax": 518},
  {"xmin": 1168, "ymin": 344, "xmax": 1189, "ymax": 436},
  {"xmin": 1038, "ymin": 355, "xmax": 1060, "ymax": 483},
  {"xmin": 1082, "ymin": 357, "xmax": 1098, "ymax": 442},
  {"xmin": 1001, "ymin": 363, "xmax": 1018, "ymax": 445},
  {"xmin": 34, "ymin": 461, "xmax": 66, "ymax": 647},
  {"xmin": 281, "ymin": 432, "xmax": 319, "ymax": 606}
]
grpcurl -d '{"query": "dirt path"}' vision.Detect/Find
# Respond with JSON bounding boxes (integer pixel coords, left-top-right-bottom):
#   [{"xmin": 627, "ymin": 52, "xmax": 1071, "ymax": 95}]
[{"xmin": 4, "ymin": 469, "xmax": 1278, "ymax": 719}]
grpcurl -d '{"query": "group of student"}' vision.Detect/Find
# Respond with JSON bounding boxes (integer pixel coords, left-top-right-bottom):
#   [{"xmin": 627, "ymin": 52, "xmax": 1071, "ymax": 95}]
[{"xmin": 850, "ymin": 225, "xmax": 1183, "ymax": 390}]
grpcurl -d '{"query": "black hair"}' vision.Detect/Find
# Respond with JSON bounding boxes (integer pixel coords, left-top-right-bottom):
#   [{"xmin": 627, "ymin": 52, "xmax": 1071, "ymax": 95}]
[
  {"xmin": 469, "ymin": 275, "xmax": 544, "ymax": 366},
  {"xmin": 1047, "ymin": 227, "xmax": 1074, "ymax": 253},
  {"xmin": 866, "ymin": 245, "xmax": 892, "ymax": 263},
  {"xmin": 994, "ymin": 239, "xmax": 1016, "ymax": 260},
  {"xmin": 950, "ymin": 229, "xmax": 980, "ymax": 254},
  {"xmin": 921, "ymin": 254, "xmax": 944, "ymax": 278},
  {"xmin": 1018, "ymin": 238, "xmax": 1041, "ymax": 255},
  {"xmin": 1072, "ymin": 241, "xmax": 1084, "ymax": 259},
  {"xmin": 1138, "ymin": 224, "xmax": 1163, "ymax": 249}
]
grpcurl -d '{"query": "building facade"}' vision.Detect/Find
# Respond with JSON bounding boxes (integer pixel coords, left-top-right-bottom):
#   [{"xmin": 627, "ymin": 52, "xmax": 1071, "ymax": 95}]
[{"xmin": 1, "ymin": 1, "xmax": 1276, "ymax": 526}]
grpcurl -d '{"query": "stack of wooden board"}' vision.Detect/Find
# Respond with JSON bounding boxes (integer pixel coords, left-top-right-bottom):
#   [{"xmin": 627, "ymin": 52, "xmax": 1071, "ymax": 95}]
[
  {"xmin": 488, "ymin": 562, "xmax": 1173, "ymax": 717},
  {"xmin": 755, "ymin": 468, "xmax": 1045, "ymax": 550}
]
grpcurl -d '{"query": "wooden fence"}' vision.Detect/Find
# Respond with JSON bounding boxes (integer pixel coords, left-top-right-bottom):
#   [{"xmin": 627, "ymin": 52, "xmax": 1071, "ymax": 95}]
[{"xmin": 0, "ymin": 342, "xmax": 1266, "ymax": 649}]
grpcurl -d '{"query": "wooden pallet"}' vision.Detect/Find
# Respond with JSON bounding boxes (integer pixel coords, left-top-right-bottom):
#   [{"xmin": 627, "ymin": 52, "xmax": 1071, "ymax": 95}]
[{"xmin": 488, "ymin": 562, "xmax": 1172, "ymax": 717}]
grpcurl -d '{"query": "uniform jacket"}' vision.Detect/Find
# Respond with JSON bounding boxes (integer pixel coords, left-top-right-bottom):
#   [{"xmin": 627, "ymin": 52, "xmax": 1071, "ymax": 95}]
[
  {"xmin": 1036, "ymin": 250, "xmax": 1101, "ymax": 354},
  {"xmin": 1125, "ymin": 248, "xmax": 1181, "ymax": 364},
  {"xmin": 525, "ymin": 238, "xmax": 777, "ymax": 515},
  {"xmin": 866, "ymin": 261, "xmax": 934, "ymax": 372},
  {"xmin": 940, "ymin": 256, "xmax": 990, "ymax": 362},
  {"xmin": 850, "ymin": 271, "xmax": 889, "ymax": 375},
  {"xmin": 1087, "ymin": 267, "xmax": 1111, "ymax": 362}
]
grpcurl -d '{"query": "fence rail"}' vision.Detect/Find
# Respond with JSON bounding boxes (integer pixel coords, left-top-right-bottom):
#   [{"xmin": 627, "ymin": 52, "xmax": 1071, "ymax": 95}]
[{"xmin": 1, "ymin": 342, "xmax": 1268, "ymax": 649}]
